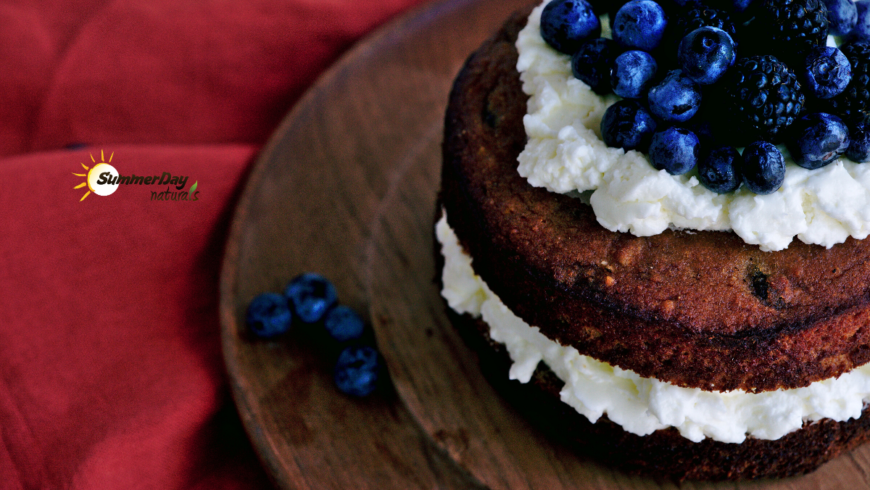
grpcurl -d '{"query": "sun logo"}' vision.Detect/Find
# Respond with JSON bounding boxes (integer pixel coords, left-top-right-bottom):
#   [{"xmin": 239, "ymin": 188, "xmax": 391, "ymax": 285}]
[{"xmin": 73, "ymin": 150, "xmax": 119, "ymax": 201}]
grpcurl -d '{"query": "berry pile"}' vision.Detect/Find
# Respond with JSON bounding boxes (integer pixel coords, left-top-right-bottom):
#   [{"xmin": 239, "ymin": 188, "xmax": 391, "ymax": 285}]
[
  {"xmin": 246, "ymin": 273, "xmax": 381, "ymax": 397},
  {"xmin": 541, "ymin": 0, "xmax": 870, "ymax": 195}
]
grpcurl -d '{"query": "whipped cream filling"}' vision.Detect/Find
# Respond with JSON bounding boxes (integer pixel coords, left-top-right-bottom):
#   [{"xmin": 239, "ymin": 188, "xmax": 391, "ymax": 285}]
[
  {"xmin": 437, "ymin": 212, "xmax": 870, "ymax": 443},
  {"xmin": 516, "ymin": 1, "xmax": 870, "ymax": 251}
]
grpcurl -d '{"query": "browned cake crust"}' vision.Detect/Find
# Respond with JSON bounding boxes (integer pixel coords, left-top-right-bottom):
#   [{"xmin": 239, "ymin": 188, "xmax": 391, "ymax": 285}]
[
  {"xmin": 441, "ymin": 7, "xmax": 870, "ymax": 393},
  {"xmin": 442, "ymin": 301, "xmax": 870, "ymax": 480}
]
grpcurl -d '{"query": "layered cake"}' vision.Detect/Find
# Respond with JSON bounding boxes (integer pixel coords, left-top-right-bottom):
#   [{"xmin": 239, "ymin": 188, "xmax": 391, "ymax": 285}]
[{"xmin": 436, "ymin": 0, "xmax": 870, "ymax": 480}]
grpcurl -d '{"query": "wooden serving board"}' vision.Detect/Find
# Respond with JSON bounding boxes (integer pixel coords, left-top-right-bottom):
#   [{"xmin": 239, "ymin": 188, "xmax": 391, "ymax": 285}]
[{"xmin": 220, "ymin": 0, "xmax": 870, "ymax": 487}]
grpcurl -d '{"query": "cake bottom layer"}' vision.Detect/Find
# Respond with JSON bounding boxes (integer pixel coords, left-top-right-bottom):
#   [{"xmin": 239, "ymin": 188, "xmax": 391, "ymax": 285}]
[
  {"xmin": 444, "ymin": 303, "xmax": 870, "ymax": 480},
  {"xmin": 436, "ymin": 211, "xmax": 870, "ymax": 480}
]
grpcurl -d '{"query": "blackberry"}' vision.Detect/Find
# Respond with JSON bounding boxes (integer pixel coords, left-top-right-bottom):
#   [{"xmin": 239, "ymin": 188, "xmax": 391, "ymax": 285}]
[
  {"xmin": 725, "ymin": 55, "xmax": 805, "ymax": 143},
  {"xmin": 749, "ymin": 0, "xmax": 829, "ymax": 63},
  {"xmin": 827, "ymin": 41, "xmax": 870, "ymax": 121},
  {"xmin": 675, "ymin": 7, "xmax": 739, "ymax": 49}
]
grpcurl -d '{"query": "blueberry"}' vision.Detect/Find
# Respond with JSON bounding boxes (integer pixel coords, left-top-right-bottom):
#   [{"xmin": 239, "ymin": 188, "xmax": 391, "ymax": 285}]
[
  {"xmin": 712, "ymin": 0, "xmax": 754, "ymax": 16},
  {"xmin": 687, "ymin": 116, "xmax": 717, "ymax": 147},
  {"xmin": 678, "ymin": 27, "xmax": 735, "ymax": 85},
  {"xmin": 852, "ymin": 0, "xmax": 870, "ymax": 42},
  {"xmin": 647, "ymin": 69, "xmax": 702, "ymax": 122},
  {"xmin": 801, "ymin": 47, "xmax": 852, "ymax": 99},
  {"xmin": 698, "ymin": 145, "xmax": 742, "ymax": 193},
  {"xmin": 606, "ymin": 0, "xmax": 632, "ymax": 21},
  {"xmin": 741, "ymin": 141, "xmax": 785, "ymax": 194},
  {"xmin": 649, "ymin": 127, "xmax": 700, "ymax": 175},
  {"xmin": 612, "ymin": 0, "xmax": 668, "ymax": 51},
  {"xmin": 284, "ymin": 273, "xmax": 338, "ymax": 323},
  {"xmin": 324, "ymin": 305, "xmax": 365, "ymax": 342},
  {"xmin": 787, "ymin": 113, "xmax": 850, "ymax": 169},
  {"xmin": 847, "ymin": 114, "xmax": 870, "ymax": 162},
  {"xmin": 601, "ymin": 100, "xmax": 658, "ymax": 151},
  {"xmin": 824, "ymin": 0, "xmax": 858, "ymax": 36},
  {"xmin": 540, "ymin": 0, "xmax": 602, "ymax": 54},
  {"xmin": 246, "ymin": 292, "xmax": 292, "ymax": 338},
  {"xmin": 611, "ymin": 50, "xmax": 658, "ymax": 98},
  {"xmin": 572, "ymin": 38, "xmax": 621, "ymax": 94},
  {"xmin": 334, "ymin": 345, "xmax": 380, "ymax": 397}
]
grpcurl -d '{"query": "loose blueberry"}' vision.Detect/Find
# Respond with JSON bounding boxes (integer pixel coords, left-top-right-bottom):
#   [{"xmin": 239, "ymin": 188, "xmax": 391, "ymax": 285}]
[
  {"xmin": 611, "ymin": 50, "xmax": 658, "ymax": 98},
  {"xmin": 246, "ymin": 292, "xmax": 292, "ymax": 338},
  {"xmin": 601, "ymin": 100, "xmax": 658, "ymax": 151},
  {"xmin": 647, "ymin": 69, "xmax": 702, "ymax": 122},
  {"xmin": 853, "ymin": 0, "xmax": 870, "ymax": 42},
  {"xmin": 572, "ymin": 38, "xmax": 621, "ymax": 94},
  {"xmin": 540, "ymin": 0, "xmax": 602, "ymax": 54},
  {"xmin": 824, "ymin": 0, "xmax": 858, "ymax": 36},
  {"xmin": 847, "ymin": 114, "xmax": 870, "ymax": 162},
  {"xmin": 678, "ymin": 26, "xmax": 735, "ymax": 84},
  {"xmin": 698, "ymin": 145, "xmax": 742, "ymax": 193},
  {"xmin": 334, "ymin": 345, "xmax": 380, "ymax": 397},
  {"xmin": 802, "ymin": 47, "xmax": 852, "ymax": 99},
  {"xmin": 612, "ymin": 0, "xmax": 668, "ymax": 51},
  {"xmin": 649, "ymin": 127, "xmax": 700, "ymax": 175},
  {"xmin": 324, "ymin": 305, "xmax": 365, "ymax": 342},
  {"xmin": 741, "ymin": 141, "xmax": 785, "ymax": 194},
  {"xmin": 284, "ymin": 273, "xmax": 338, "ymax": 323},
  {"xmin": 787, "ymin": 113, "xmax": 850, "ymax": 169}
]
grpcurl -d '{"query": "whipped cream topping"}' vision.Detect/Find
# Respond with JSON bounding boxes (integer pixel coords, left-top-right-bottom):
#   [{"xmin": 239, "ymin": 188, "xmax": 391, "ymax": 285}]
[
  {"xmin": 516, "ymin": 1, "xmax": 870, "ymax": 251},
  {"xmin": 437, "ymin": 212, "xmax": 870, "ymax": 443}
]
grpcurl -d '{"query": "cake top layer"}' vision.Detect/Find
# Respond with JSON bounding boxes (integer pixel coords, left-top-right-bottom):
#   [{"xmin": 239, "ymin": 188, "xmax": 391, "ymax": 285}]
[
  {"xmin": 440, "ymin": 6, "xmax": 870, "ymax": 391},
  {"xmin": 516, "ymin": 0, "xmax": 870, "ymax": 251}
]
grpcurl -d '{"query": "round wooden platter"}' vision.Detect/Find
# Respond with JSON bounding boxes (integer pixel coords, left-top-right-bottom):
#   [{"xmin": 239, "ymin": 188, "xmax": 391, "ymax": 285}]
[
  {"xmin": 220, "ymin": 0, "xmax": 870, "ymax": 487},
  {"xmin": 219, "ymin": 0, "xmax": 527, "ymax": 488}
]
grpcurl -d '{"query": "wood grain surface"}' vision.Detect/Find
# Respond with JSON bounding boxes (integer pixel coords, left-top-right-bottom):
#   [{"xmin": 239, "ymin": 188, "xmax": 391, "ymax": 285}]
[
  {"xmin": 219, "ymin": 0, "xmax": 525, "ymax": 488},
  {"xmin": 220, "ymin": 0, "xmax": 870, "ymax": 487}
]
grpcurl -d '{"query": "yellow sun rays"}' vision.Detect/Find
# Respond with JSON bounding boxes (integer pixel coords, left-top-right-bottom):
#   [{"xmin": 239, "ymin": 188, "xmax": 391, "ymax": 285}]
[{"xmin": 73, "ymin": 150, "xmax": 114, "ymax": 202}]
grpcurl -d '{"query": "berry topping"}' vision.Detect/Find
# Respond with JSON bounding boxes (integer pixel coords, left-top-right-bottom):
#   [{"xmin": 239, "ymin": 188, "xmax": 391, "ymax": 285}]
[
  {"xmin": 648, "ymin": 69, "xmax": 702, "ymax": 122},
  {"xmin": 284, "ymin": 272, "xmax": 338, "ymax": 323},
  {"xmin": 324, "ymin": 305, "xmax": 365, "ymax": 342},
  {"xmin": 334, "ymin": 345, "xmax": 380, "ymax": 397},
  {"xmin": 678, "ymin": 27, "xmax": 736, "ymax": 84},
  {"xmin": 601, "ymin": 99, "xmax": 658, "ymax": 151},
  {"xmin": 606, "ymin": 0, "xmax": 633, "ymax": 22},
  {"xmin": 847, "ymin": 114, "xmax": 870, "ymax": 161},
  {"xmin": 540, "ymin": 0, "xmax": 602, "ymax": 54},
  {"xmin": 612, "ymin": 0, "xmax": 669, "ymax": 51},
  {"xmin": 801, "ymin": 47, "xmax": 852, "ymax": 99},
  {"xmin": 611, "ymin": 50, "xmax": 658, "ymax": 98},
  {"xmin": 649, "ymin": 127, "xmax": 700, "ymax": 174},
  {"xmin": 711, "ymin": 0, "xmax": 754, "ymax": 16},
  {"xmin": 246, "ymin": 293, "xmax": 292, "ymax": 338},
  {"xmin": 686, "ymin": 113, "xmax": 718, "ymax": 146},
  {"xmin": 823, "ymin": 0, "xmax": 858, "ymax": 36},
  {"xmin": 699, "ymin": 146, "xmax": 743, "ymax": 193},
  {"xmin": 725, "ymin": 55, "xmax": 805, "ymax": 143},
  {"xmin": 787, "ymin": 112, "xmax": 850, "ymax": 168},
  {"xmin": 827, "ymin": 41, "xmax": 870, "ymax": 119},
  {"xmin": 675, "ymin": 7, "xmax": 739, "ymax": 49},
  {"xmin": 852, "ymin": 0, "xmax": 870, "ymax": 42},
  {"xmin": 751, "ymin": 0, "xmax": 829, "ymax": 63},
  {"xmin": 741, "ymin": 141, "xmax": 786, "ymax": 194},
  {"xmin": 572, "ymin": 38, "xmax": 622, "ymax": 94}
]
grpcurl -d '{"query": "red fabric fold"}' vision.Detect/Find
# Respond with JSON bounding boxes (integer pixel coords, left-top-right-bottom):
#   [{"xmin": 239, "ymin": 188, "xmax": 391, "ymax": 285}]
[{"xmin": 0, "ymin": 0, "xmax": 433, "ymax": 487}]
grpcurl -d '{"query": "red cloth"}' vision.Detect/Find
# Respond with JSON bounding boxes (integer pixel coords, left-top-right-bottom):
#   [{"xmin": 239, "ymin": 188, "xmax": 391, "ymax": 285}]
[{"xmin": 0, "ymin": 0, "xmax": 430, "ymax": 487}]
